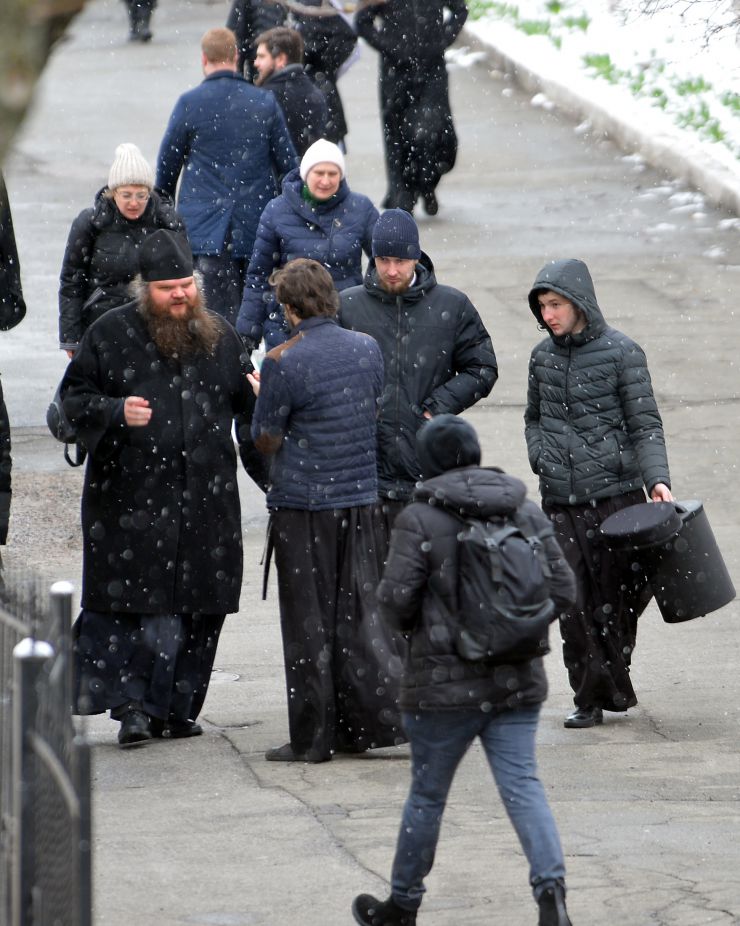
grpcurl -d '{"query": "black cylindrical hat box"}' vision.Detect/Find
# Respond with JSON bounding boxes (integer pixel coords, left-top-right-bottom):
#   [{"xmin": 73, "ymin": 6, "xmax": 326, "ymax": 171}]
[{"xmin": 600, "ymin": 500, "xmax": 736, "ymax": 623}]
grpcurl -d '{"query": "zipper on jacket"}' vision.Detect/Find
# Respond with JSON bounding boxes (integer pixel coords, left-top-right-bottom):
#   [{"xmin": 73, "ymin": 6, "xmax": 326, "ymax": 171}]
[{"xmin": 565, "ymin": 346, "xmax": 575, "ymax": 499}]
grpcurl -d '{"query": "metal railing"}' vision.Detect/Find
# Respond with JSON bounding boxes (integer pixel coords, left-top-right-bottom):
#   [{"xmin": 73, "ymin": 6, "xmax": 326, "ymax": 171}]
[{"xmin": 0, "ymin": 569, "xmax": 91, "ymax": 926}]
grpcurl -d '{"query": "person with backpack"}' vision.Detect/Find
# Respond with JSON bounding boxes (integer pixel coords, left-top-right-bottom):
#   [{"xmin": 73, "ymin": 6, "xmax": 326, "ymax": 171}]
[
  {"xmin": 58, "ymin": 143, "xmax": 183, "ymax": 356},
  {"xmin": 352, "ymin": 414, "xmax": 577, "ymax": 926}
]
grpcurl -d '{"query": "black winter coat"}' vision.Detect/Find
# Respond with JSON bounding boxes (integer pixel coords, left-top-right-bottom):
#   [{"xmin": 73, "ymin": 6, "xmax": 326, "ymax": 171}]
[
  {"xmin": 525, "ymin": 258, "xmax": 671, "ymax": 506},
  {"xmin": 294, "ymin": 0, "xmax": 357, "ymax": 143},
  {"xmin": 339, "ymin": 255, "xmax": 497, "ymax": 501},
  {"xmin": 378, "ymin": 466, "xmax": 576, "ymax": 712},
  {"xmin": 58, "ymin": 189, "xmax": 184, "ymax": 350},
  {"xmin": 61, "ymin": 301, "xmax": 262, "ymax": 615},
  {"xmin": 0, "ymin": 173, "xmax": 26, "ymax": 331},
  {"xmin": 355, "ymin": 0, "xmax": 467, "ymax": 64},
  {"xmin": 226, "ymin": 0, "xmax": 286, "ymax": 76},
  {"xmin": 262, "ymin": 65, "xmax": 329, "ymax": 156}
]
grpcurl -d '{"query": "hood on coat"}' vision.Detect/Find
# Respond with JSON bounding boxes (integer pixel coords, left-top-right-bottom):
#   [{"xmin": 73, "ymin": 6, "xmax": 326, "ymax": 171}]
[
  {"xmin": 412, "ymin": 465, "xmax": 527, "ymax": 521},
  {"xmin": 528, "ymin": 258, "xmax": 606, "ymax": 345},
  {"xmin": 362, "ymin": 251, "xmax": 436, "ymax": 304}
]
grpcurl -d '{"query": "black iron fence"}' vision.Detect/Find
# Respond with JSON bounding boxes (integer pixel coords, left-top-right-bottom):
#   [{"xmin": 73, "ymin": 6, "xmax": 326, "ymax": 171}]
[{"xmin": 0, "ymin": 567, "xmax": 91, "ymax": 926}]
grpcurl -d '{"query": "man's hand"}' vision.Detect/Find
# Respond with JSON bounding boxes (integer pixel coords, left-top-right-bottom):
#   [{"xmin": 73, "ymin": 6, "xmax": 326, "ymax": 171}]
[
  {"xmin": 650, "ymin": 483, "xmax": 674, "ymax": 503},
  {"xmin": 247, "ymin": 371, "xmax": 261, "ymax": 397},
  {"xmin": 124, "ymin": 396, "xmax": 152, "ymax": 427}
]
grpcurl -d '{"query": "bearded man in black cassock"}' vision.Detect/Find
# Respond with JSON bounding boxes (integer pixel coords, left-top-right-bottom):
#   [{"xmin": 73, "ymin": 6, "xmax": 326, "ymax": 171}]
[
  {"xmin": 62, "ymin": 230, "xmax": 265, "ymax": 747},
  {"xmin": 355, "ymin": 0, "xmax": 468, "ymax": 215}
]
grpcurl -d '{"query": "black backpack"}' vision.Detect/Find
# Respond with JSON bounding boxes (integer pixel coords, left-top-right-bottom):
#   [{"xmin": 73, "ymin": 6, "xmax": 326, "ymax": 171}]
[
  {"xmin": 46, "ymin": 382, "xmax": 87, "ymax": 467},
  {"xmin": 445, "ymin": 507, "xmax": 556, "ymax": 664}
]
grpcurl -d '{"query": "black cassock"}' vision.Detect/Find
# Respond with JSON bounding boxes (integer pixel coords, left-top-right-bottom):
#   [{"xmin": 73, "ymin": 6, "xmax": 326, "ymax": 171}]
[
  {"xmin": 356, "ymin": 0, "xmax": 468, "ymax": 207},
  {"xmin": 62, "ymin": 300, "xmax": 265, "ymax": 720}
]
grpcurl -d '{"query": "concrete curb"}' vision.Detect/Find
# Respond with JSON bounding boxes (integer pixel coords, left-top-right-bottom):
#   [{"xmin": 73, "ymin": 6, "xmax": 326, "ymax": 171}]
[{"xmin": 463, "ymin": 20, "xmax": 740, "ymax": 217}]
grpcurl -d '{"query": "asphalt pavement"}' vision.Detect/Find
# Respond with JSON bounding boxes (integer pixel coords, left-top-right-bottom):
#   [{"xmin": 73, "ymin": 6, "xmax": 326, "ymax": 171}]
[{"xmin": 2, "ymin": 0, "xmax": 740, "ymax": 924}]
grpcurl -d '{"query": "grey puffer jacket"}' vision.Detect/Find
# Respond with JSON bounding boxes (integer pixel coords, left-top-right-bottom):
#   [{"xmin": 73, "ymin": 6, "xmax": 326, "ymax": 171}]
[
  {"xmin": 377, "ymin": 466, "xmax": 576, "ymax": 712},
  {"xmin": 524, "ymin": 258, "xmax": 670, "ymax": 506}
]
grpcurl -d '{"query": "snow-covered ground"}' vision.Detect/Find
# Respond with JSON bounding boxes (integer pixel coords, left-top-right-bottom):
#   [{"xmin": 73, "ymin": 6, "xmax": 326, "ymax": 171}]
[{"xmin": 463, "ymin": 0, "xmax": 740, "ymax": 162}]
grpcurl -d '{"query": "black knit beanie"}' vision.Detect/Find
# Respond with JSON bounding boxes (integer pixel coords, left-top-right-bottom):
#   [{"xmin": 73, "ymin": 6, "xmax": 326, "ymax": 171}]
[
  {"xmin": 416, "ymin": 414, "xmax": 481, "ymax": 479},
  {"xmin": 371, "ymin": 208, "xmax": 421, "ymax": 260}
]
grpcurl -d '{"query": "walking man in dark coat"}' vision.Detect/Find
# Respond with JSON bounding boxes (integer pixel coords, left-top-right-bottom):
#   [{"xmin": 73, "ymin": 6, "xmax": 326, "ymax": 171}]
[
  {"xmin": 253, "ymin": 26, "xmax": 329, "ymax": 156},
  {"xmin": 226, "ymin": 0, "xmax": 286, "ymax": 78},
  {"xmin": 156, "ymin": 27, "xmax": 297, "ymax": 326},
  {"xmin": 339, "ymin": 209, "xmax": 497, "ymax": 530},
  {"xmin": 525, "ymin": 258, "xmax": 673, "ymax": 729},
  {"xmin": 62, "ymin": 230, "xmax": 265, "ymax": 747},
  {"xmin": 352, "ymin": 415, "xmax": 576, "ymax": 926},
  {"xmin": 355, "ymin": 0, "xmax": 468, "ymax": 214},
  {"xmin": 248, "ymin": 258, "xmax": 404, "ymax": 763}
]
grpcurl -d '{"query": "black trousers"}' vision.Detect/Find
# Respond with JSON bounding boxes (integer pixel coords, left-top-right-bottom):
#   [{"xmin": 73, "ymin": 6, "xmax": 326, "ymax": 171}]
[
  {"xmin": 379, "ymin": 58, "xmax": 457, "ymax": 203},
  {"xmin": 271, "ymin": 505, "xmax": 405, "ymax": 759},
  {"xmin": 73, "ymin": 610, "xmax": 225, "ymax": 722},
  {"xmin": 544, "ymin": 490, "xmax": 652, "ymax": 712}
]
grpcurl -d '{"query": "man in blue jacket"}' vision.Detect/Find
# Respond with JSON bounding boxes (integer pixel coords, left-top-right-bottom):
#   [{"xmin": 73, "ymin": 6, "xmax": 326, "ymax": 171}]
[{"xmin": 156, "ymin": 27, "xmax": 297, "ymax": 325}]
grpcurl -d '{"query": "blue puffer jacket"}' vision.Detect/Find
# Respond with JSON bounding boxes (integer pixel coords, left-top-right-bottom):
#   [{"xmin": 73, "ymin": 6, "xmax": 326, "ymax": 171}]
[
  {"xmin": 236, "ymin": 169, "xmax": 378, "ymax": 347},
  {"xmin": 251, "ymin": 317, "xmax": 383, "ymax": 510},
  {"xmin": 156, "ymin": 70, "xmax": 297, "ymax": 260}
]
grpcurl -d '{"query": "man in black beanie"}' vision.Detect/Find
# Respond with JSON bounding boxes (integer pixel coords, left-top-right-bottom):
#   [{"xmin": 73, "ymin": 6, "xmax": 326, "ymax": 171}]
[
  {"xmin": 352, "ymin": 415, "xmax": 576, "ymax": 926},
  {"xmin": 339, "ymin": 209, "xmax": 498, "ymax": 536},
  {"xmin": 61, "ymin": 229, "xmax": 266, "ymax": 748}
]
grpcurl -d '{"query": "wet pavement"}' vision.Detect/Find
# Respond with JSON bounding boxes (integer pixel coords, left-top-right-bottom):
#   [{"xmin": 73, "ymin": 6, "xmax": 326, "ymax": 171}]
[{"xmin": 2, "ymin": 0, "xmax": 740, "ymax": 923}]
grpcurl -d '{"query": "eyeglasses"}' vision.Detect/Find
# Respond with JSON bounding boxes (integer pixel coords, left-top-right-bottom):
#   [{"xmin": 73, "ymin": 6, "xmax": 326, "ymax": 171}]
[{"xmin": 116, "ymin": 191, "xmax": 150, "ymax": 202}]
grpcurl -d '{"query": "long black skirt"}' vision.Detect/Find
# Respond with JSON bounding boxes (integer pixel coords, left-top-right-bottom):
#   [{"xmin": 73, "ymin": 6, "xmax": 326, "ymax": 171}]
[
  {"xmin": 380, "ymin": 58, "xmax": 457, "ymax": 202},
  {"xmin": 544, "ymin": 490, "xmax": 653, "ymax": 712},
  {"xmin": 72, "ymin": 610, "xmax": 225, "ymax": 723},
  {"xmin": 270, "ymin": 505, "xmax": 406, "ymax": 760}
]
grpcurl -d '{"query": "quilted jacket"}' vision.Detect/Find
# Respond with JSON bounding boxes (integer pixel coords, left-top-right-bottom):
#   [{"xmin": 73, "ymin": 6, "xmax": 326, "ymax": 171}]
[{"xmin": 524, "ymin": 258, "xmax": 670, "ymax": 506}]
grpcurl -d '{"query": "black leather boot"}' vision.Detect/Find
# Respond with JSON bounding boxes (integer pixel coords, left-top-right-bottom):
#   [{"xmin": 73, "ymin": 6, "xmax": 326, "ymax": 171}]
[
  {"xmin": 117, "ymin": 708, "xmax": 153, "ymax": 747},
  {"xmin": 538, "ymin": 883, "xmax": 573, "ymax": 926},
  {"xmin": 352, "ymin": 894, "xmax": 416, "ymax": 926},
  {"xmin": 563, "ymin": 705, "xmax": 603, "ymax": 728}
]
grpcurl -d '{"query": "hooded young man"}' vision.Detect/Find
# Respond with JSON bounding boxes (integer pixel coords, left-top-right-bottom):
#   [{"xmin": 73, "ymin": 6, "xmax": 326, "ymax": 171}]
[
  {"xmin": 352, "ymin": 415, "xmax": 576, "ymax": 926},
  {"xmin": 525, "ymin": 258, "xmax": 673, "ymax": 729}
]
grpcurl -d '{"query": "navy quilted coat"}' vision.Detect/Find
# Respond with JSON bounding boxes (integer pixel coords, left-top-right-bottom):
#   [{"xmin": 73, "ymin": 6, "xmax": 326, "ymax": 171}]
[
  {"xmin": 236, "ymin": 168, "xmax": 378, "ymax": 347},
  {"xmin": 251, "ymin": 316, "xmax": 383, "ymax": 510},
  {"xmin": 524, "ymin": 258, "xmax": 670, "ymax": 506},
  {"xmin": 156, "ymin": 70, "xmax": 297, "ymax": 260}
]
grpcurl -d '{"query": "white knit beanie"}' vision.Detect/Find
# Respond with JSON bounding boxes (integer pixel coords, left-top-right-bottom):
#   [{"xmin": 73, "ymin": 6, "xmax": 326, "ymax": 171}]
[
  {"xmin": 299, "ymin": 139, "xmax": 345, "ymax": 181},
  {"xmin": 108, "ymin": 143, "xmax": 155, "ymax": 190}
]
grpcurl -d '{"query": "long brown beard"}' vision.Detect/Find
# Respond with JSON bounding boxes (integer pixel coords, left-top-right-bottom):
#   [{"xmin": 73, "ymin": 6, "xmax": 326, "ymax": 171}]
[{"xmin": 137, "ymin": 286, "xmax": 223, "ymax": 359}]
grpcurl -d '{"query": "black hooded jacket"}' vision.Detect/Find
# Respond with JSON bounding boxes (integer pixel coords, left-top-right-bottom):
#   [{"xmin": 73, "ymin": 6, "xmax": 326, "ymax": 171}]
[
  {"xmin": 377, "ymin": 466, "xmax": 576, "ymax": 712},
  {"xmin": 525, "ymin": 258, "xmax": 670, "ymax": 506},
  {"xmin": 58, "ymin": 188, "xmax": 184, "ymax": 350},
  {"xmin": 339, "ymin": 254, "xmax": 497, "ymax": 501}
]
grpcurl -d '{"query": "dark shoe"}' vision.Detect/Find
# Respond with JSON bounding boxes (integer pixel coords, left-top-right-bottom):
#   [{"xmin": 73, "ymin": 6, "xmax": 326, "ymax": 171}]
[
  {"xmin": 118, "ymin": 709, "xmax": 153, "ymax": 747},
  {"xmin": 166, "ymin": 719, "xmax": 202, "ymax": 739},
  {"xmin": 265, "ymin": 742, "xmax": 330, "ymax": 763},
  {"xmin": 422, "ymin": 190, "xmax": 439, "ymax": 216},
  {"xmin": 564, "ymin": 706, "xmax": 603, "ymax": 729},
  {"xmin": 538, "ymin": 883, "xmax": 572, "ymax": 926},
  {"xmin": 352, "ymin": 894, "xmax": 416, "ymax": 926}
]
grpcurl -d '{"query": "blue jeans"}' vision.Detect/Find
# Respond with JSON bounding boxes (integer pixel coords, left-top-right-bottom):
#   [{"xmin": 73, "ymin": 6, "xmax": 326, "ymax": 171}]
[{"xmin": 390, "ymin": 706, "xmax": 566, "ymax": 911}]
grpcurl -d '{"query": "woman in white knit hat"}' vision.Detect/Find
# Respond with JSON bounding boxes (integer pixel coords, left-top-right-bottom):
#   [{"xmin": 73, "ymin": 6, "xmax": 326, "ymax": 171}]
[
  {"xmin": 58, "ymin": 143, "xmax": 184, "ymax": 356},
  {"xmin": 236, "ymin": 138, "xmax": 378, "ymax": 350}
]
